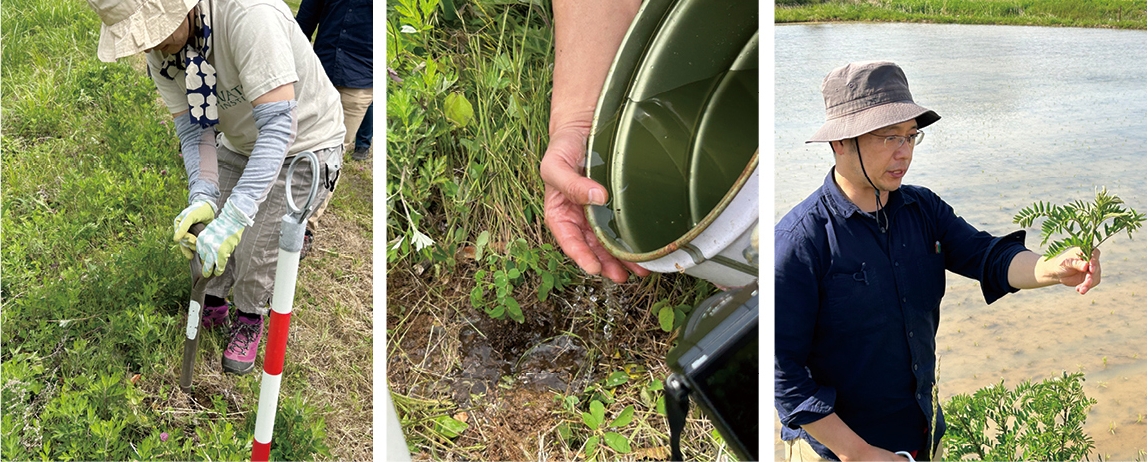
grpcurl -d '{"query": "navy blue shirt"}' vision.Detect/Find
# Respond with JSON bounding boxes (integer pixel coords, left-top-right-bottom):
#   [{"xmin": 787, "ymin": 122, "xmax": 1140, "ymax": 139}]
[
  {"xmin": 774, "ymin": 168, "xmax": 1028, "ymax": 460},
  {"xmin": 296, "ymin": 0, "xmax": 372, "ymax": 89}
]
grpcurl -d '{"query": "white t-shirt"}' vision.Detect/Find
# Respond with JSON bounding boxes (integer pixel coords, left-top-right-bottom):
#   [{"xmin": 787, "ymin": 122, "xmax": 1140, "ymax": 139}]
[{"xmin": 147, "ymin": 0, "xmax": 344, "ymax": 156}]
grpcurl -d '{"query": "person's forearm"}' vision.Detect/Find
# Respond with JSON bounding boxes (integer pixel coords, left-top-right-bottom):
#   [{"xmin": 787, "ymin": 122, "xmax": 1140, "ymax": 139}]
[
  {"xmin": 174, "ymin": 113, "xmax": 221, "ymax": 205},
  {"xmin": 803, "ymin": 414, "xmax": 907, "ymax": 461},
  {"xmin": 802, "ymin": 413, "xmax": 871, "ymax": 461},
  {"xmin": 227, "ymin": 100, "xmax": 297, "ymax": 220},
  {"xmin": 549, "ymin": 0, "xmax": 640, "ymax": 137},
  {"xmin": 1007, "ymin": 250, "xmax": 1056, "ymax": 289}
]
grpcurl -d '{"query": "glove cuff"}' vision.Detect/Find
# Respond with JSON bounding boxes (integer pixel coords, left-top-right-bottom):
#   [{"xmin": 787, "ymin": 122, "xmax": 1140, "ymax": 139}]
[
  {"xmin": 219, "ymin": 200, "xmax": 255, "ymax": 228},
  {"xmin": 192, "ymin": 199, "xmax": 219, "ymax": 215}
]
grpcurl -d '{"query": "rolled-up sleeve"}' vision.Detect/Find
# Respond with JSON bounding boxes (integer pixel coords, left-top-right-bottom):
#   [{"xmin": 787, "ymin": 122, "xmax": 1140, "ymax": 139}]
[
  {"xmin": 774, "ymin": 227, "xmax": 836, "ymax": 428},
  {"xmin": 926, "ymin": 191, "xmax": 1028, "ymax": 304},
  {"xmin": 978, "ymin": 230, "xmax": 1027, "ymax": 303}
]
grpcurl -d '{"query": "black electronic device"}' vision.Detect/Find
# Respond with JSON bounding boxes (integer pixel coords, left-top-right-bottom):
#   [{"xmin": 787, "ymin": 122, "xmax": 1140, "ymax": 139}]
[{"xmin": 664, "ymin": 281, "xmax": 758, "ymax": 461}]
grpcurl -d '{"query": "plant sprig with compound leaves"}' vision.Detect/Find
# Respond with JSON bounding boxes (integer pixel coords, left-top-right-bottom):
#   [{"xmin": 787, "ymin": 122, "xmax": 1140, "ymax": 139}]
[{"xmin": 1012, "ymin": 187, "xmax": 1146, "ymax": 260}]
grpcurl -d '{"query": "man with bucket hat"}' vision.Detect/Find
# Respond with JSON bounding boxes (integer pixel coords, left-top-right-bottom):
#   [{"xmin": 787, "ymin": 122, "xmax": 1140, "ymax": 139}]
[
  {"xmin": 87, "ymin": 0, "xmax": 345, "ymax": 375},
  {"xmin": 774, "ymin": 61, "xmax": 1102, "ymax": 461}
]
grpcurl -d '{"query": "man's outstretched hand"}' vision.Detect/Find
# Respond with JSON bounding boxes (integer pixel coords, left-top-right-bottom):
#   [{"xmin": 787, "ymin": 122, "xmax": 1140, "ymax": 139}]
[
  {"xmin": 1043, "ymin": 248, "xmax": 1102, "ymax": 295},
  {"xmin": 541, "ymin": 130, "xmax": 649, "ymax": 284}
]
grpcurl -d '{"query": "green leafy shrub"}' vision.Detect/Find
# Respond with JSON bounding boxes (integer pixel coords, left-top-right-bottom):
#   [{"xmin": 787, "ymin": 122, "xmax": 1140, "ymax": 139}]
[
  {"xmin": 266, "ymin": 394, "xmax": 333, "ymax": 461},
  {"xmin": 386, "ymin": 0, "xmax": 559, "ymax": 270},
  {"xmin": 470, "ymin": 236, "xmax": 572, "ymax": 322},
  {"xmin": 942, "ymin": 372, "xmax": 1097, "ymax": 461},
  {"xmin": 386, "ymin": 0, "xmax": 464, "ymax": 263}
]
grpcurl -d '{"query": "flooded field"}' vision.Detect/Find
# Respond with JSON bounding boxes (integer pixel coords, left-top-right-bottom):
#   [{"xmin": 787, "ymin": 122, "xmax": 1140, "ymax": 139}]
[{"xmin": 774, "ymin": 23, "xmax": 1147, "ymax": 460}]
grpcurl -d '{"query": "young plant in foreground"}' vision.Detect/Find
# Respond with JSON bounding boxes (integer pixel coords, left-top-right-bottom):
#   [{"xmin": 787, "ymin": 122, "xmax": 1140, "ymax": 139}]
[
  {"xmin": 1012, "ymin": 187, "xmax": 1146, "ymax": 259},
  {"xmin": 555, "ymin": 371, "xmax": 636, "ymax": 461},
  {"xmin": 470, "ymin": 236, "xmax": 571, "ymax": 323},
  {"xmin": 942, "ymin": 371, "xmax": 1097, "ymax": 461}
]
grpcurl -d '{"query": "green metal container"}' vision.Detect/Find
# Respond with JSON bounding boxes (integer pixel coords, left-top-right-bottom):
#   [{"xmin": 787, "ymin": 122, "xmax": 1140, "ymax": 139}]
[{"xmin": 586, "ymin": 0, "xmax": 759, "ymax": 287}]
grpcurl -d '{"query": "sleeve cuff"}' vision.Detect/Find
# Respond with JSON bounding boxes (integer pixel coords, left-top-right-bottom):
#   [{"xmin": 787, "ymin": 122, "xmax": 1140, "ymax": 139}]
[
  {"xmin": 780, "ymin": 386, "xmax": 837, "ymax": 429},
  {"xmin": 980, "ymin": 230, "xmax": 1028, "ymax": 304},
  {"xmin": 188, "ymin": 181, "xmax": 220, "ymax": 206}
]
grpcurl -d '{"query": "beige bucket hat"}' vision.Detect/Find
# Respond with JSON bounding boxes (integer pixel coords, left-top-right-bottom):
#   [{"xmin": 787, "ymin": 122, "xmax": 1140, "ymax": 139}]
[
  {"xmin": 88, "ymin": 0, "xmax": 198, "ymax": 62},
  {"xmin": 807, "ymin": 61, "xmax": 940, "ymax": 143}
]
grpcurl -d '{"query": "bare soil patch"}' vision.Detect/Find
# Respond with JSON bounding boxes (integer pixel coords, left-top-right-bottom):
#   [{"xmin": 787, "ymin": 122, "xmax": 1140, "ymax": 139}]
[{"xmin": 387, "ymin": 258, "xmax": 727, "ymax": 460}]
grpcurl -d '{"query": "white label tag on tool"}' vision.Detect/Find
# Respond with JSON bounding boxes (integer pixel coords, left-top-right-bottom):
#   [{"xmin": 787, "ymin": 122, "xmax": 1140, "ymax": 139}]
[{"xmin": 186, "ymin": 300, "xmax": 201, "ymax": 340}]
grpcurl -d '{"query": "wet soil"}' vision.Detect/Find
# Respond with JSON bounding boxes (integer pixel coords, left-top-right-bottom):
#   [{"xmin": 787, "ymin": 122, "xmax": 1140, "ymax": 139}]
[{"xmin": 388, "ymin": 262, "xmax": 692, "ymax": 460}]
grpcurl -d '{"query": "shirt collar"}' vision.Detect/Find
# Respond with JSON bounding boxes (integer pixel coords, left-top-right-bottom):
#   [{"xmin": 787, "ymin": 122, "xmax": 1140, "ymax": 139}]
[{"xmin": 820, "ymin": 167, "xmax": 915, "ymax": 219}]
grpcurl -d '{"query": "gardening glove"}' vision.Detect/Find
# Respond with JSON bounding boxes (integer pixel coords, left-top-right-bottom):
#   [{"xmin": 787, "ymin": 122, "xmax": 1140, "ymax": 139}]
[
  {"xmin": 196, "ymin": 200, "xmax": 254, "ymax": 277},
  {"xmin": 173, "ymin": 200, "xmax": 218, "ymax": 260}
]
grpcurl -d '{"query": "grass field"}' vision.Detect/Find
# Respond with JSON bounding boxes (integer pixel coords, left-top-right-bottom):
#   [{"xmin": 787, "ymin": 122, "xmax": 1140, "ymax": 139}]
[
  {"xmin": 776, "ymin": 0, "xmax": 1147, "ymax": 29},
  {"xmin": 1, "ymin": 0, "xmax": 372, "ymax": 459},
  {"xmin": 384, "ymin": 0, "xmax": 736, "ymax": 460}
]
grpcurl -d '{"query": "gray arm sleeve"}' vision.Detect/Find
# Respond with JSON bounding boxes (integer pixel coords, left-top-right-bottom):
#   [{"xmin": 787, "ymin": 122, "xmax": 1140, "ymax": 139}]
[
  {"xmin": 174, "ymin": 115, "xmax": 221, "ymax": 205},
  {"xmin": 226, "ymin": 99, "xmax": 299, "ymax": 220}
]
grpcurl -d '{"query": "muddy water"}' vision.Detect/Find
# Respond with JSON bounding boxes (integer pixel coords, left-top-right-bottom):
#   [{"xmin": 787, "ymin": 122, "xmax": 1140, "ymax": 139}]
[
  {"xmin": 775, "ymin": 23, "xmax": 1147, "ymax": 459},
  {"xmin": 451, "ymin": 284, "xmax": 630, "ymax": 407}
]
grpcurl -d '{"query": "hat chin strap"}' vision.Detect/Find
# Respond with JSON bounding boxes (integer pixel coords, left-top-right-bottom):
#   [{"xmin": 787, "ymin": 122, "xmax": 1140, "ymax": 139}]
[{"xmin": 855, "ymin": 139, "xmax": 888, "ymax": 233}]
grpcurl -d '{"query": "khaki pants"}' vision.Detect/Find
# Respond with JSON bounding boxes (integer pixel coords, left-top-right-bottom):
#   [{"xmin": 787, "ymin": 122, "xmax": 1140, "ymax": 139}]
[
  {"xmin": 784, "ymin": 438, "xmax": 828, "ymax": 462},
  {"xmin": 337, "ymin": 86, "xmax": 373, "ymax": 153},
  {"xmin": 783, "ymin": 437, "xmax": 945, "ymax": 461}
]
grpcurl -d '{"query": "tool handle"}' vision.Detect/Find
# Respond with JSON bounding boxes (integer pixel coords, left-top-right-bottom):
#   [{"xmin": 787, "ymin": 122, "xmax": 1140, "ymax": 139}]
[
  {"xmin": 180, "ymin": 222, "xmax": 210, "ymax": 393},
  {"xmin": 179, "ymin": 335, "xmax": 200, "ymax": 392},
  {"xmin": 188, "ymin": 222, "xmax": 207, "ymax": 237}
]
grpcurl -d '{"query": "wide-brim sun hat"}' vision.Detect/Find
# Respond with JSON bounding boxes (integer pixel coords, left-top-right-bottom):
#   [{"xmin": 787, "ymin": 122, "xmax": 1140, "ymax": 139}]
[
  {"xmin": 89, "ymin": 0, "xmax": 198, "ymax": 62},
  {"xmin": 807, "ymin": 60, "xmax": 940, "ymax": 143}
]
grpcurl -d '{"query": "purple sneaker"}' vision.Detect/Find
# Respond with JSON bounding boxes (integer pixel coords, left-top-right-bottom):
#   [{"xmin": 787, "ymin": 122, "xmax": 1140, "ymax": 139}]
[
  {"xmin": 201, "ymin": 302, "xmax": 230, "ymax": 330},
  {"xmin": 222, "ymin": 313, "xmax": 263, "ymax": 375}
]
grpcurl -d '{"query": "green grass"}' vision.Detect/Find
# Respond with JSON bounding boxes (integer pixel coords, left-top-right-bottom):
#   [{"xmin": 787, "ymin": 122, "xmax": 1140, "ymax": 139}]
[
  {"xmin": 1, "ymin": 0, "xmax": 368, "ymax": 459},
  {"xmin": 776, "ymin": 0, "xmax": 1147, "ymax": 29}
]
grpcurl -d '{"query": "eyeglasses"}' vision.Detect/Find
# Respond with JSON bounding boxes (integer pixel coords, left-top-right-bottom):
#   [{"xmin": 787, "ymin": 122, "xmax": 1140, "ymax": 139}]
[{"xmin": 866, "ymin": 130, "xmax": 925, "ymax": 149}]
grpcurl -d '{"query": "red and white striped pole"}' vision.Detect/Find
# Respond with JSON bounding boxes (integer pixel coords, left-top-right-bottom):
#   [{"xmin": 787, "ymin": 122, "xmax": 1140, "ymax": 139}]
[{"xmin": 251, "ymin": 152, "xmax": 318, "ymax": 461}]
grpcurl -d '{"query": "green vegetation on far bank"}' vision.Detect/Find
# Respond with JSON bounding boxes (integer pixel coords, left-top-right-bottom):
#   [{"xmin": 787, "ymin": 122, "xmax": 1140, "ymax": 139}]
[{"xmin": 776, "ymin": 0, "xmax": 1147, "ymax": 29}]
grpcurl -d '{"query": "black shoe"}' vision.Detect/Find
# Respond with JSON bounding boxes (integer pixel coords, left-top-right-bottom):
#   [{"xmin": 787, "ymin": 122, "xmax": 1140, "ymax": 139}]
[
  {"xmin": 351, "ymin": 146, "xmax": 371, "ymax": 161},
  {"xmin": 300, "ymin": 228, "xmax": 313, "ymax": 261}
]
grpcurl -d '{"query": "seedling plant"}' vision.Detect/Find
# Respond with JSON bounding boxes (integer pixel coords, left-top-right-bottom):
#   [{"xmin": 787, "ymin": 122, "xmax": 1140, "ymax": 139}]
[
  {"xmin": 1012, "ymin": 187, "xmax": 1146, "ymax": 259},
  {"xmin": 554, "ymin": 371, "xmax": 637, "ymax": 460},
  {"xmin": 470, "ymin": 235, "xmax": 572, "ymax": 323}
]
